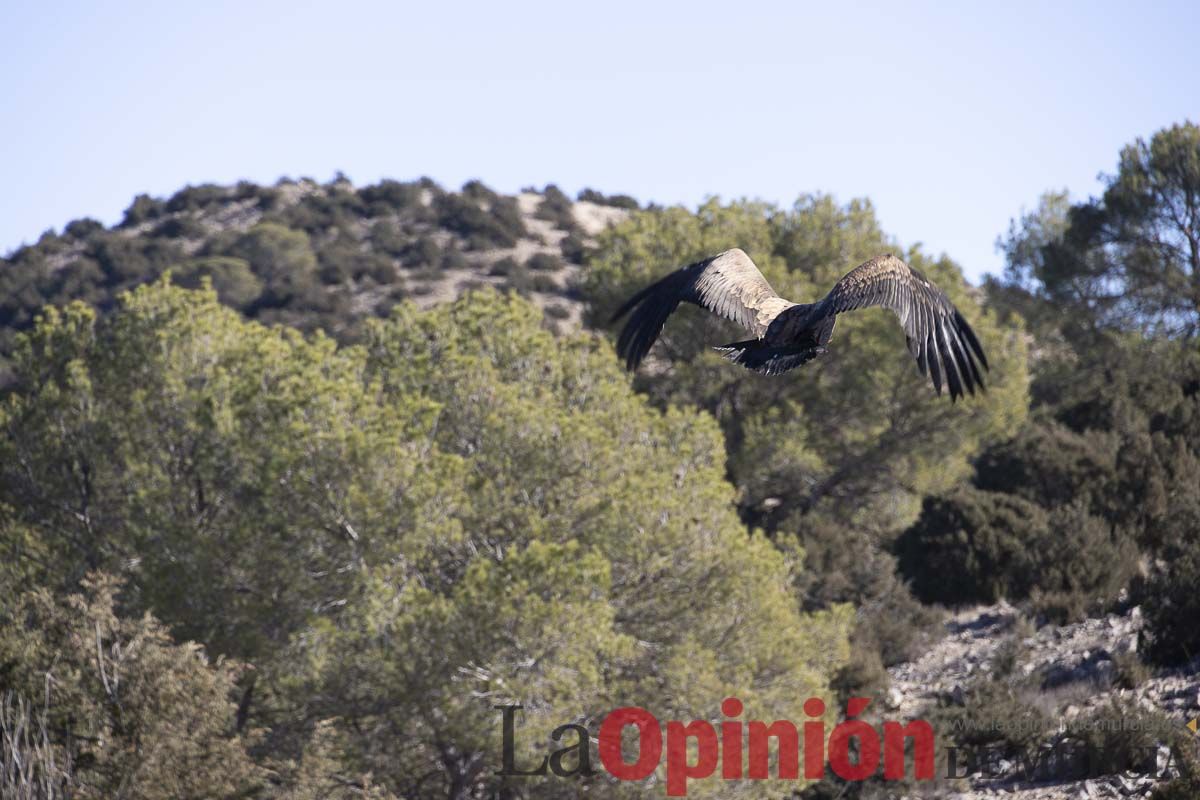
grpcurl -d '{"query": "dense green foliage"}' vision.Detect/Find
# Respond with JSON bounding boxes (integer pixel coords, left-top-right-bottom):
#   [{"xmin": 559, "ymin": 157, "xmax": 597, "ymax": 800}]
[
  {"xmin": 577, "ymin": 188, "xmax": 640, "ymax": 210},
  {"xmin": 582, "ymin": 196, "xmax": 1029, "ymax": 535},
  {"xmin": 579, "ymin": 195, "xmax": 1029, "ymax": 683},
  {"xmin": 907, "ymin": 125, "xmax": 1200, "ymax": 796},
  {"xmin": 0, "ymin": 281, "xmax": 847, "ymax": 798},
  {"xmin": 0, "ymin": 574, "xmax": 265, "ymax": 798},
  {"xmin": 900, "ymin": 122, "xmax": 1200, "ymax": 640},
  {"xmin": 1139, "ymin": 534, "xmax": 1200, "ymax": 665},
  {"xmin": 898, "ymin": 487, "xmax": 1137, "ymax": 620},
  {"xmin": 996, "ymin": 123, "xmax": 1200, "ymax": 338}
]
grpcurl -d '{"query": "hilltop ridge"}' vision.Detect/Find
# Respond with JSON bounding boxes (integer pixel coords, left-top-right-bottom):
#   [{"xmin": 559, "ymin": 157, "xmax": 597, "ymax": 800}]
[{"xmin": 0, "ymin": 176, "xmax": 637, "ymax": 382}]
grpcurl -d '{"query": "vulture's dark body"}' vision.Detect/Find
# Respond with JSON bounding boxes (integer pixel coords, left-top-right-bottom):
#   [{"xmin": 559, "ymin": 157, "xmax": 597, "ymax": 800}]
[{"xmin": 712, "ymin": 306, "xmax": 834, "ymax": 376}]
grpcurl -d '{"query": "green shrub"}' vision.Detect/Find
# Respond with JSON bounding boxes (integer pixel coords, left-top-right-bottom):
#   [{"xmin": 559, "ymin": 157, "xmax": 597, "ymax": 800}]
[
  {"xmin": 830, "ymin": 646, "xmax": 890, "ymax": 705},
  {"xmin": 460, "ymin": 179, "xmax": 498, "ymax": 203},
  {"xmin": 1029, "ymin": 502, "xmax": 1138, "ymax": 622},
  {"xmin": 398, "ymin": 236, "xmax": 439, "ymax": 271},
  {"xmin": 64, "ymin": 218, "xmax": 105, "ymax": 240},
  {"xmin": 361, "ymin": 252, "xmax": 399, "ymax": 284},
  {"xmin": 777, "ymin": 518, "xmax": 942, "ymax": 705},
  {"xmin": 1065, "ymin": 700, "xmax": 1166, "ymax": 778},
  {"xmin": 360, "ymin": 179, "xmax": 422, "ymax": 214},
  {"xmin": 528, "ymin": 272, "xmax": 560, "ymax": 293},
  {"xmin": 487, "ymin": 259, "xmax": 558, "ymax": 296},
  {"xmin": 254, "ymin": 186, "xmax": 283, "ymax": 211},
  {"xmin": 898, "ymin": 487, "xmax": 1048, "ymax": 604},
  {"xmin": 973, "ymin": 422, "xmax": 1116, "ymax": 510},
  {"xmin": 434, "ymin": 193, "xmax": 524, "ymax": 249},
  {"xmin": 89, "ymin": 234, "xmax": 181, "ymax": 283},
  {"xmin": 49, "ymin": 258, "xmax": 106, "ymax": 307},
  {"xmin": 536, "ymin": 184, "xmax": 576, "ymax": 230},
  {"xmin": 560, "ymin": 230, "xmax": 588, "ymax": 263},
  {"xmin": 165, "ymin": 183, "xmax": 227, "ymax": 212},
  {"xmin": 440, "ymin": 242, "xmax": 468, "ymax": 270},
  {"xmin": 489, "ymin": 195, "xmax": 527, "ymax": 238},
  {"xmin": 1112, "ymin": 651, "xmax": 1151, "ymax": 689},
  {"xmin": 232, "ymin": 179, "xmax": 265, "ymax": 202},
  {"xmin": 370, "ymin": 219, "xmax": 410, "ymax": 257},
  {"xmin": 933, "ymin": 679, "xmax": 1052, "ymax": 757},
  {"xmin": 577, "ymin": 187, "xmax": 639, "ymax": 209},
  {"xmin": 316, "ymin": 237, "xmax": 360, "ymax": 283},
  {"xmin": 0, "ymin": 574, "xmax": 264, "ymax": 797},
  {"xmin": 795, "ymin": 519, "xmax": 940, "ymax": 667},
  {"xmin": 151, "ymin": 215, "xmax": 208, "ymax": 239},
  {"xmin": 899, "ymin": 488, "xmax": 1135, "ymax": 615},
  {"xmin": 1111, "ymin": 432, "xmax": 1200, "ymax": 551},
  {"xmin": 218, "ymin": 223, "xmax": 319, "ymax": 306},
  {"xmin": 929, "ymin": 630, "xmax": 1046, "ymax": 764},
  {"xmin": 173, "ymin": 256, "xmax": 263, "ymax": 309},
  {"xmin": 1151, "ymin": 731, "xmax": 1200, "ymax": 800},
  {"xmin": 544, "ymin": 303, "xmax": 571, "ymax": 320},
  {"xmin": 120, "ymin": 193, "xmax": 165, "ymax": 227},
  {"xmin": 26, "ymin": 229, "xmax": 68, "ymax": 256},
  {"xmin": 274, "ymin": 192, "xmax": 364, "ymax": 235},
  {"xmin": 488, "ymin": 256, "xmax": 519, "ymax": 277},
  {"xmin": 1138, "ymin": 534, "xmax": 1200, "ymax": 665},
  {"xmin": 526, "ymin": 251, "xmax": 562, "ymax": 271}
]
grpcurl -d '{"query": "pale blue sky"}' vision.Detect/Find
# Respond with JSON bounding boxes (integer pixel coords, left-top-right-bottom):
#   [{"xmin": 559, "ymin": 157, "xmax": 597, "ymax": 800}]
[{"xmin": 2, "ymin": 1, "xmax": 1196, "ymax": 281}]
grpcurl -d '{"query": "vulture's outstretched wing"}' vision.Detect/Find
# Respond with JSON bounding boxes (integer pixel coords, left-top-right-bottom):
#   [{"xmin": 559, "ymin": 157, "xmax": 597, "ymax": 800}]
[
  {"xmin": 817, "ymin": 254, "xmax": 989, "ymax": 400},
  {"xmin": 609, "ymin": 248, "xmax": 793, "ymax": 370}
]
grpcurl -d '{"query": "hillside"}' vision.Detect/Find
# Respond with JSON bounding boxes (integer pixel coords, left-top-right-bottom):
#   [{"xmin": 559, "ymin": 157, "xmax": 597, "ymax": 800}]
[{"xmin": 0, "ymin": 176, "xmax": 635, "ymax": 383}]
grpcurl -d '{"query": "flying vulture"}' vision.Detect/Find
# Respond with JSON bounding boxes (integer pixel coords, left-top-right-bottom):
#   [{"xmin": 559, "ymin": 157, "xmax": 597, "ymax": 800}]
[{"xmin": 610, "ymin": 249, "xmax": 989, "ymax": 401}]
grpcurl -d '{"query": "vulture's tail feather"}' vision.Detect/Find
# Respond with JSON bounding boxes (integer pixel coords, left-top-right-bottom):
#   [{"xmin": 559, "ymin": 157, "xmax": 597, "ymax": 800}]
[{"xmin": 713, "ymin": 340, "xmax": 826, "ymax": 376}]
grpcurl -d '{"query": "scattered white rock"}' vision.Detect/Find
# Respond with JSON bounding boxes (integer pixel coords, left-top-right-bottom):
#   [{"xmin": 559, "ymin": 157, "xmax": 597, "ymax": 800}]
[{"xmin": 886, "ymin": 602, "xmax": 1200, "ymax": 798}]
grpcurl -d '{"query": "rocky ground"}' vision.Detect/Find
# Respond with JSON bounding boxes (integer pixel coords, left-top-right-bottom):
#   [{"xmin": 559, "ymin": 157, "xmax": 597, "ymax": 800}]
[{"xmin": 883, "ymin": 603, "xmax": 1200, "ymax": 799}]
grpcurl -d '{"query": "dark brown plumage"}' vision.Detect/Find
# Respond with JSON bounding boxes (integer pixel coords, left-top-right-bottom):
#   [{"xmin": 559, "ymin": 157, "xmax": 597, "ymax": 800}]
[{"xmin": 610, "ymin": 249, "xmax": 989, "ymax": 401}]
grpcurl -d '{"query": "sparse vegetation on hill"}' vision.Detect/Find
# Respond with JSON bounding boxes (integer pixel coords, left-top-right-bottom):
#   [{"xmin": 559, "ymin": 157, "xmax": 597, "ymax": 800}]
[{"xmin": 0, "ymin": 176, "xmax": 633, "ymax": 385}]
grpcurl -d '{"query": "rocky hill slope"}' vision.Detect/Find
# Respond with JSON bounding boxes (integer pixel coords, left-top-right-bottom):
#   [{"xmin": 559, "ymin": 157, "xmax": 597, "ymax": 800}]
[
  {"xmin": 0, "ymin": 177, "xmax": 634, "ymax": 383},
  {"xmin": 878, "ymin": 602, "xmax": 1200, "ymax": 799}
]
